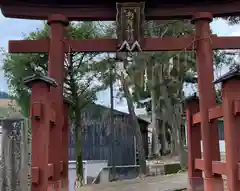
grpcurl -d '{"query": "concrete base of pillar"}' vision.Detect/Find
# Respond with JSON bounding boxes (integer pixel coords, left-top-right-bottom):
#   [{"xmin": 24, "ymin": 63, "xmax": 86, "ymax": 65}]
[
  {"xmin": 188, "ymin": 177, "xmax": 204, "ymax": 191},
  {"xmin": 61, "ymin": 179, "xmax": 68, "ymax": 191},
  {"xmin": 48, "ymin": 180, "xmax": 61, "ymax": 191},
  {"xmin": 212, "ymin": 176, "xmax": 224, "ymax": 191},
  {"xmin": 203, "ymin": 176, "xmax": 224, "ymax": 191}
]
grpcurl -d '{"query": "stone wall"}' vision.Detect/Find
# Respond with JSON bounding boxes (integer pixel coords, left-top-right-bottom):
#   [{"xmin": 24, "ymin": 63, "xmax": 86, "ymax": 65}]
[{"xmin": 0, "ymin": 117, "xmax": 31, "ymax": 191}]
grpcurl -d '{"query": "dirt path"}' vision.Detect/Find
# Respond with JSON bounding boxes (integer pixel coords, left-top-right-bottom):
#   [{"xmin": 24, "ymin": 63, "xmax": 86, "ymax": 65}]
[{"xmin": 79, "ymin": 172, "xmax": 188, "ymax": 191}]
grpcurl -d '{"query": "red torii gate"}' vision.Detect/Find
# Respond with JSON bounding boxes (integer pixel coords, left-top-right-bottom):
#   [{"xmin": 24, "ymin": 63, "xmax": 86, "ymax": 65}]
[{"xmin": 2, "ymin": 1, "xmax": 240, "ymax": 191}]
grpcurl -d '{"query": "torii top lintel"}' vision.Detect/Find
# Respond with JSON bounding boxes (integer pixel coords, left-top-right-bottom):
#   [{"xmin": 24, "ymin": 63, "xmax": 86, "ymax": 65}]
[{"xmin": 1, "ymin": 0, "xmax": 240, "ymax": 20}]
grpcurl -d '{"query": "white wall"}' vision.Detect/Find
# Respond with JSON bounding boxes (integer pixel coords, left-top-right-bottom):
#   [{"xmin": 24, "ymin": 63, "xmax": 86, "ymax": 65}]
[{"xmin": 68, "ymin": 160, "xmax": 108, "ymax": 191}]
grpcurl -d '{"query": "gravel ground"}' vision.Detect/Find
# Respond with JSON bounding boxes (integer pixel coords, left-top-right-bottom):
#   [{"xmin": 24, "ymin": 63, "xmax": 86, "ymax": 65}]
[{"xmin": 78, "ymin": 172, "xmax": 188, "ymax": 191}]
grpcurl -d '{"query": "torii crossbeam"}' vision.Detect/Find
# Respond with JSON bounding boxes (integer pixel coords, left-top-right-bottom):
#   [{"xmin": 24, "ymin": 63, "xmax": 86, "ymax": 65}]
[{"xmin": 9, "ymin": 35, "xmax": 240, "ymax": 53}]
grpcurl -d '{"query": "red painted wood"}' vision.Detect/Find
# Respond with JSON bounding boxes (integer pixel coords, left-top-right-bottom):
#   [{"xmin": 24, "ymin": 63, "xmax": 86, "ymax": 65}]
[
  {"xmin": 208, "ymin": 105, "xmax": 223, "ymax": 122},
  {"xmin": 47, "ymin": 180, "xmax": 61, "ymax": 191},
  {"xmin": 185, "ymin": 96, "xmax": 203, "ymax": 191},
  {"xmin": 222, "ymin": 79, "xmax": 240, "ymax": 191},
  {"xmin": 8, "ymin": 36, "xmax": 240, "ymax": 53},
  {"xmin": 30, "ymin": 82, "xmax": 51, "ymax": 191},
  {"xmin": 49, "ymin": 107, "xmax": 56, "ymax": 124},
  {"xmin": 192, "ymin": 112, "xmax": 201, "ymax": 124},
  {"xmin": 47, "ymin": 14, "xmax": 69, "ymax": 188},
  {"xmin": 233, "ymin": 99, "xmax": 240, "ymax": 115},
  {"xmin": 195, "ymin": 160, "xmax": 227, "ymax": 176},
  {"xmin": 31, "ymin": 102, "xmax": 42, "ymax": 119},
  {"xmin": 192, "ymin": 12, "xmax": 223, "ymax": 191},
  {"xmin": 194, "ymin": 159, "xmax": 204, "ymax": 171},
  {"xmin": 212, "ymin": 161, "xmax": 226, "ymax": 175},
  {"xmin": 238, "ymin": 163, "xmax": 240, "ymax": 180},
  {"xmin": 2, "ymin": 1, "xmax": 240, "ymax": 20},
  {"xmin": 192, "ymin": 105, "xmax": 223, "ymax": 124},
  {"xmin": 32, "ymin": 164, "xmax": 54, "ymax": 184},
  {"xmin": 48, "ymin": 164, "xmax": 54, "ymax": 179},
  {"xmin": 32, "ymin": 167, "xmax": 40, "ymax": 184}
]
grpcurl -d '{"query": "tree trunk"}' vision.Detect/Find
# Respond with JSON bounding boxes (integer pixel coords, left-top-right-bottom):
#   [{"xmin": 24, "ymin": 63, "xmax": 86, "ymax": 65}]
[
  {"xmin": 170, "ymin": 125, "xmax": 179, "ymax": 156},
  {"xmin": 68, "ymin": 52, "xmax": 84, "ymax": 188},
  {"xmin": 109, "ymin": 61, "xmax": 116, "ymax": 180},
  {"xmin": 74, "ymin": 113, "xmax": 84, "ymax": 189},
  {"xmin": 151, "ymin": 77, "xmax": 160, "ymax": 158},
  {"xmin": 172, "ymin": 103, "xmax": 187, "ymax": 169},
  {"xmin": 159, "ymin": 120, "xmax": 168, "ymax": 155},
  {"xmin": 175, "ymin": 105, "xmax": 187, "ymax": 169},
  {"xmin": 120, "ymin": 73, "xmax": 147, "ymax": 176},
  {"xmin": 157, "ymin": 65, "xmax": 176, "ymax": 156},
  {"xmin": 72, "ymin": 84, "xmax": 84, "ymax": 189},
  {"xmin": 177, "ymin": 126, "xmax": 187, "ymax": 169}
]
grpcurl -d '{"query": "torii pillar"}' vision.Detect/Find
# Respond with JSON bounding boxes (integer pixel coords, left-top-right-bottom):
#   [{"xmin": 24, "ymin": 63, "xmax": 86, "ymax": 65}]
[
  {"xmin": 214, "ymin": 67, "xmax": 240, "ymax": 191},
  {"xmin": 47, "ymin": 14, "xmax": 69, "ymax": 190},
  {"xmin": 191, "ymin": 12, "xmax": 224, "ymax": 191},
  {"xmin": 185, "ymin": 94, "xmax": 203, "ymax": 191},
  {"xmin": 23, "ymin": 74, "xmax": 57, "ymax": 191}
]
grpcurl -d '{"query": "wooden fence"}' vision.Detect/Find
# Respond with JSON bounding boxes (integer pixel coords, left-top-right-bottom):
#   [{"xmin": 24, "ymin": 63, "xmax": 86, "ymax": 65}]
[{"xmin": 69, "ymin": 104, "xmax": 149, "ymax": 166}]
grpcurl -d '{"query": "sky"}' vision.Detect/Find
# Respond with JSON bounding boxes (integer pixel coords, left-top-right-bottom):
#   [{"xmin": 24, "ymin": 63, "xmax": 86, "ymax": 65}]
[{"xmin": 0, "ymin": 12, "xmax": 239, "ymax": 114}]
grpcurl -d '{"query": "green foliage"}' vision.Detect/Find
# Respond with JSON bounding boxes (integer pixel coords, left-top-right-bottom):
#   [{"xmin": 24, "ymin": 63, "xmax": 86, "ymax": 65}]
[
  {"xmin": 129, "ymin": 20, "xmax": 196, "ymax": 117},
  {"xmin": 224, "ymin": 17, "xmax": 240, "ymax": 25},
  {"xmin": 131, "ymin": 33, "xmax": 235, "ymax": 117},
  {"xmin": 2, "ymin": 21, "xmax": 110, "ymax": 183},
  {"xmin": 3, "ymin": 22, "xmax": 108, "ymax": 116},
  {"xmin": 3, "ymin": 25, "xmax": 49, "ymax": 116}
]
